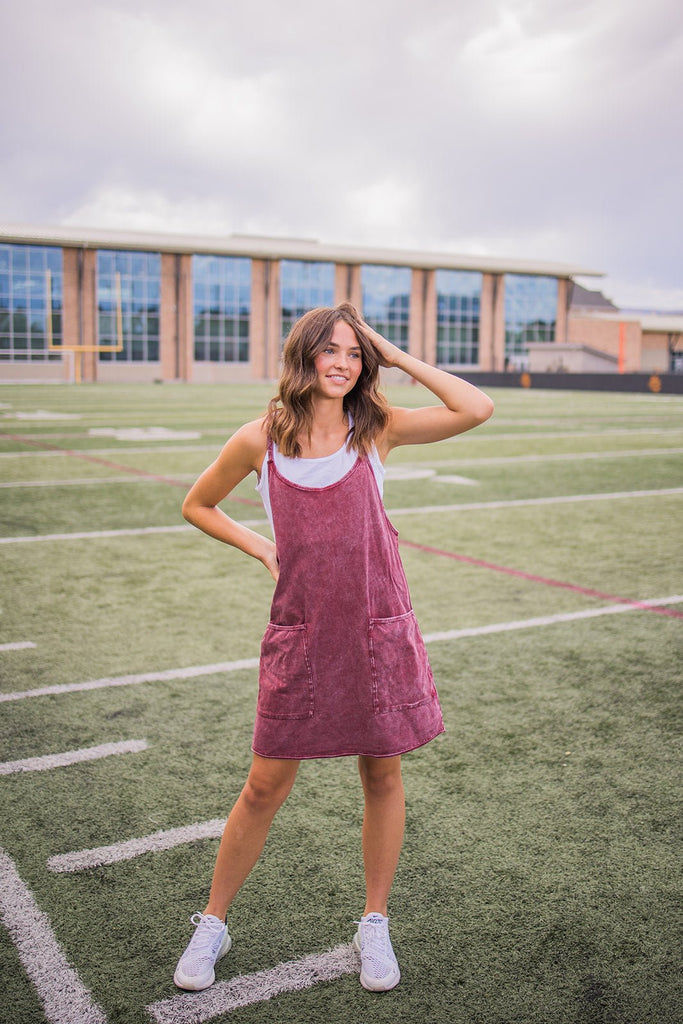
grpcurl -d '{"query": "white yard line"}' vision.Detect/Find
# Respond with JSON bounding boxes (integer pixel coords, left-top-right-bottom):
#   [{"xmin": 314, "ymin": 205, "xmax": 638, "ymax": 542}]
[
  {"xmin": 0, "ymin": 443, "xmax": 218, "ymax": 459},
  {"xmin": 424, "ymin": 447, "xmax": 683, "ymax": 468},
  {"xmin": 0, "ymin": 641, "xmax": 36, "ymax": 651},
  {"xmin": 0, "ymin": 475, "xmax": 195, "ymax": 488},
  {"xmin": 1, "ymin": 446, "xmax": 681, "ymax": 487},
  {"xmin": 146, "ymin": 944, "xmax": 359, "ymax": 1023},
  {"xmin": 0, "ymin": 522, "xmax": 268, "ymax": 544},
  {"xmin": 467, "ymin": 427, "xmax": 683, "ymax": 440},
  {"xmin": 5, "ymin": 594, "xmax": 680, "ymax": 709},
  {"xmin": 386, "ymin": 487, "xmax": 683, "ymax": 516},
  {"xmin": 0, "ymin": 739, "xmax": 148, "ymax": 776},
  {"xmin": 0, "ymin": 848, "xmax": 107, "ymax": 1024},
  {"xmin": 2, "ymin": 487, "xmax": 682, "ymax": 547},
  {"xmin": 421, "ymin": 596, "xmax": 683, "ymax": 642},
  {"xmin": 0, "ymin": 657, "xmax": 260, "ymax": 703},
  {"xmin": 1, "ymin": 426, "xmax": 681, "ymax": 457},
  {"xmin": 48, "ymin": 818, "xmax": 226, "ymax": 873}
]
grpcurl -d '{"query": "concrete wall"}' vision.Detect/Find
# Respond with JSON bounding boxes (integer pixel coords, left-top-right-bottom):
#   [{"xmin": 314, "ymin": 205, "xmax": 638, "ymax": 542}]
[
  {"xmin": 527, "ymin": 342, "xmax": 618, "ymax": 373},
  {"xmin": 640, "ymin": 331, "xmax": 672, "ymax": 373}
]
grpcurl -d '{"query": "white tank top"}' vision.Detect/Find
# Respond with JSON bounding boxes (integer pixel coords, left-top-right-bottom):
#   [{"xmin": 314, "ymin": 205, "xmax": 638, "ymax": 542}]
[{"xmin": 256, "ymin": 439, "xmax": 385, "ymax": 537}]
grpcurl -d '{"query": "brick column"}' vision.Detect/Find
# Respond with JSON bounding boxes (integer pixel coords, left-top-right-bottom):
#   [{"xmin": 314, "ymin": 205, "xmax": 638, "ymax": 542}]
[
  {"xmin": 423, "ymin": 269, "xmax": 437, "ymax": 366},
  {"xmin": 82, "ymin": 251, "xmax": 98, "ymax": 381},
  {"xmin": 61, "ymin": 248, "xmax": 98, "ymax": 382},
  {"xmin": 349, "ymin": 265, "xmax": 363, "ymax": 311},
  {"xmin": 61, "ymin": 247, "xmax": 80, "ymax": 381},
  {"xmin": 160, "ymin": 253, "xmax": 177, "ymax": 380},
  {"xmin": 479, "ymin": 273, "xmax": 495, "ymax": 371},
  {"xmin": 555, "ymin": 277, "xmax": 568, "ymax": 345},
  {"xmin": 334, "ymin": 263, "xmax": 350, "ymax": 305},
  {"xmin": 408, "ymin": 269, "xmax": 425, "ymax": 360},
  {"xmin": 176, "ymin": 254, "xmax": 193, "ymax": 381},
  {"xmin": 265, "ymin": 259, "xmax": 282, "ymax": 380},
  {"xmin": 250, "ymin": 260, "xmax": 267, "ymax": 380},
  {"xmin": 492, "ymin": 274, "xmax": 506, "ymax": 372}
]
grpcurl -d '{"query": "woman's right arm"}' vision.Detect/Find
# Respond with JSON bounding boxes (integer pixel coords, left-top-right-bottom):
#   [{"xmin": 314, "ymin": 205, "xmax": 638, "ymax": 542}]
[{"xmin": 181, "ymin": 418, "xmax": 279, "ymax": 581}]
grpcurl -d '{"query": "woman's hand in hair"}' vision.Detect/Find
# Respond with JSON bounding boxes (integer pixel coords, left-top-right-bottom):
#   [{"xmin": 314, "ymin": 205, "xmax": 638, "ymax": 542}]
[{"xmin": 360, "ymin": 321, "xmax": 404, "ymax": 368}]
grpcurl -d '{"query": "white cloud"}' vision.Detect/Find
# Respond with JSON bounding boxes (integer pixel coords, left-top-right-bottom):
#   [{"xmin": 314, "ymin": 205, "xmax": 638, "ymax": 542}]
[{"xmin": 1, "ymin": 0, "xmax": 682, "ymax": 308}]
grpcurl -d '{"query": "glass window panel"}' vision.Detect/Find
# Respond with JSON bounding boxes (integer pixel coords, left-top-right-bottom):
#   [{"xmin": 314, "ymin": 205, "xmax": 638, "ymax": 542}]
[
  {"xmin": 361, "ymin": 265, "xmax": 412, "ymax": 353},
  {"xmin": 131, "ymin": 254, "xmax": 147, "ymax": 276},
  {"xmin": 504, "ymin": 275, "xmax": 557, "ymax": 365},
  {"xmin": 192, "ymin": 254, "xmax": 251, "ymax": 362},
  {"xmin": 11, "ymin": 248, "xmax": 28, "ymax": 271},
  {"xmin": 279, "ymin": 260, "xmax": 334, "ymax": 343},
  {"xmin": 0, "ymin": 245, "xmax": 62, "ymax": 360},
  {"xmin": 435, "ymin": 269, "xmax": 482, "ymax": 365},
  {"xmin": 97, "ymin": 249, "xmax": 161, "ymax": 362},
  {"xmin": 46, "ymin": 248, "xmax": 62, "ymax": 272}
]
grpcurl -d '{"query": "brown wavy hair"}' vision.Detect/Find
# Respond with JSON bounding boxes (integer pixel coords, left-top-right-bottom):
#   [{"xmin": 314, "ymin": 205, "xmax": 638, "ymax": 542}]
[{"xmin": 266, "ymin": 302, "xmax": 389, "ymax": 458}]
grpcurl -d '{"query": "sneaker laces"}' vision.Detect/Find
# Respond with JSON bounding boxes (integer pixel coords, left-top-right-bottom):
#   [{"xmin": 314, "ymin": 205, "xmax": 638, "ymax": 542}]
[
  {"xmin": 355, "ymin": 915, "xmax": 395, "ymax": 979},
  {"xmin": 182, "ymin": 912, "xmax": 225, "ymax": 972}
]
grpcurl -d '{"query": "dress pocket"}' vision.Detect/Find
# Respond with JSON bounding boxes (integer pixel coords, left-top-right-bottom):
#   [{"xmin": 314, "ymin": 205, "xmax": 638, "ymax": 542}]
[
  {"xmin": 368, "ymin": 609, "xmax": 436, "ymax": 714},
  {"xmin": 258, "ymin": 623, "xmax": 314, "ymax": 720}
]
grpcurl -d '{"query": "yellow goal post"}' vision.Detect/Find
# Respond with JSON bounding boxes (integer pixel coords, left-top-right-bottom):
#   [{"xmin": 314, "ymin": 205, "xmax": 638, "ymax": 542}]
[{"xmin": 46, "ymin": 270, "xmax": 124, "ymax": 382}]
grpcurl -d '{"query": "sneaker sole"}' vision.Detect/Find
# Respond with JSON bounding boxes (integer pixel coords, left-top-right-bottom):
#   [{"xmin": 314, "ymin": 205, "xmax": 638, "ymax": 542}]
[
  {"xmin": 173, "ymin": 931, "xmax": 233, "ymax": 991},
  {"xmin": 352, "ymin": 932, "xmax": 401, "ymax": 992}
]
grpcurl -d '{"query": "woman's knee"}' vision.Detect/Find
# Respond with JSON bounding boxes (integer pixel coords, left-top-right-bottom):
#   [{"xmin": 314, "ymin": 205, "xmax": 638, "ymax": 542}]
[
  {"xmin": 358, "ymin": 755, "xmax": 403, "ymax": 798},
  {"xmin": 242, "ymin": 757, "xmax": 298, "ymax": 813}
]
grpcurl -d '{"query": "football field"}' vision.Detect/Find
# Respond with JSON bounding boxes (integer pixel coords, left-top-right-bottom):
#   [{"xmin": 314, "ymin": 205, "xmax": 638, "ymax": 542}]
[{"xmin": 0, "ymin": 381, "xmax": 681, "ymax": 1024}]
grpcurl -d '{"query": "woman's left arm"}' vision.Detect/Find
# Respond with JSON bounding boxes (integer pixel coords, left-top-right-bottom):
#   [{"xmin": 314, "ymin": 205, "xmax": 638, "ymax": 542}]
[{"xmin": 363, "ymin": 322, "xmax": 495, "ymax": 453}]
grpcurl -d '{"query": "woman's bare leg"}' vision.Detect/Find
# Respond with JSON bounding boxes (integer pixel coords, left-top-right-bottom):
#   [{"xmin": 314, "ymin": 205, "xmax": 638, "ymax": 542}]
[
  {"xmin": 204, "ymin": 754, "xmax": 300, "ymax": 920},
  {"xmin": 357, "ymin": 755, "xmax": 405, "ymax": 916}
]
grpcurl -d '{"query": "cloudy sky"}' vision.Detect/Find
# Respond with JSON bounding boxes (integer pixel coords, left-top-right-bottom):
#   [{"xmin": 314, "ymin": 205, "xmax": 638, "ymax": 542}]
[{"xmin": 2, "ymin": 0, "xmax": 681, "ymax": 309}]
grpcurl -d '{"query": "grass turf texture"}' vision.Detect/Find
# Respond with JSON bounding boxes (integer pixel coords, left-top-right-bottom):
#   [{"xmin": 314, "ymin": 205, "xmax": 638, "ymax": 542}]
[{"xmin": 0, "ymin": 382, "xmax": 681, "ymax": 1024}]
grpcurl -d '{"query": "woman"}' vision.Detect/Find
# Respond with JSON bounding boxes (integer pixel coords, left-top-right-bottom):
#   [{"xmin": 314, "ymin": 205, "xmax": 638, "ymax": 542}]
[{"xmin": 174, "ymin": 302, "xmax": 493, "ymax": 993}]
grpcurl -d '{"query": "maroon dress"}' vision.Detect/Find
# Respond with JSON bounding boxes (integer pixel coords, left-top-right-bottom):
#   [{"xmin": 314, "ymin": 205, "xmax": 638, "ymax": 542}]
[{"xmin": 252, "ymin": 442, "xmax": 444, "ymax": 759}]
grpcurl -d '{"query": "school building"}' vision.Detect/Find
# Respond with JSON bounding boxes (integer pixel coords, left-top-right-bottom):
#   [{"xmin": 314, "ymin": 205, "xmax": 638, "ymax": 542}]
[{"xmin": 1, "ymin": 223, "xmax": 681, "ymax": 384}]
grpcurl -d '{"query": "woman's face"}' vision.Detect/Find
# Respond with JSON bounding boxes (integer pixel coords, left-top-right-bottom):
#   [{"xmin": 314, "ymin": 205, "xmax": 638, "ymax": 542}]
[{"xmin": 312, "ymin": 320, "xmax": 363, "ymax": 399}]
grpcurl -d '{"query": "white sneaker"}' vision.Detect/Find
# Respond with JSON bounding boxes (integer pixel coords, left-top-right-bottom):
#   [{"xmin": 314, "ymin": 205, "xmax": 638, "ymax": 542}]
[
  {"xmin": 173, "ymin": 912, "xmax": 232, "ymax": 991},
  {"xmin": 352, "ymin": 912, "xmax": 401, "ymax": 991}
]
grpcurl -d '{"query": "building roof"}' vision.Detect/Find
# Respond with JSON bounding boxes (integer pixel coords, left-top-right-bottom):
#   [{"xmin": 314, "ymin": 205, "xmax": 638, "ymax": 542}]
[
  {"xmin": 570, "ymin": 283, "xmax": 618, "ymax": 311},
  {"xmin": 0, "ymin": 222, "xmax": 603, "ymax": 279},
  {"xmin": 570, "ymin": 309, "xmax": 683, "ymax": 334}
]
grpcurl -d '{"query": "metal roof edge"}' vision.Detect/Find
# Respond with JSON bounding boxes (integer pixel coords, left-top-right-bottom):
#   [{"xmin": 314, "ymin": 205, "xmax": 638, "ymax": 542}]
[{"xmin": 0, "ymin": 222, "xmax": 603, "ymax": 278}]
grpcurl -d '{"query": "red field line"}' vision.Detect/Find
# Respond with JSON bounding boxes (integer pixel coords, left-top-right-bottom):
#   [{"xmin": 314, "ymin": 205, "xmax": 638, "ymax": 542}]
[
  {"xmin": 399, "ymin": 538, "xmax": 683, "ymax": 620},
  {"xmin": 0, "ymin": 433, "xmax": 261, "ymax": 507}
]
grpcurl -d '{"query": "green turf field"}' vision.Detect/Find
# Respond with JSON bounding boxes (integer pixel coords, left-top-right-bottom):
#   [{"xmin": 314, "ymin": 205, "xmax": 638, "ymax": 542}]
[{"xmin": 0, "ymin": 381, "xmax": 681, "ymax": 1024}]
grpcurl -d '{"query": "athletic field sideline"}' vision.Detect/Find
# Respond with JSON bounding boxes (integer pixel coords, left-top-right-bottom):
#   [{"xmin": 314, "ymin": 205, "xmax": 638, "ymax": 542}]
[{"xmin": 0, "ymin": 382, "xmax": 680, "ymax": 1024}]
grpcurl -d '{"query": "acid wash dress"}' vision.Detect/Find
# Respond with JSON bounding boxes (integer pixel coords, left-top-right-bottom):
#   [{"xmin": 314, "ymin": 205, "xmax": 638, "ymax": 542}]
[{"xmin": 252, "ymin": 438, "xmax": 444, "ymax": 760}]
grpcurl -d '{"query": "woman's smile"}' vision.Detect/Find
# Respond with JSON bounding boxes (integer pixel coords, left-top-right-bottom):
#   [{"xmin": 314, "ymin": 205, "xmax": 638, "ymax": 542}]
[{"xmin": 313, "ymin": 321, "xmax": 363, "ymax": 396}]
